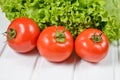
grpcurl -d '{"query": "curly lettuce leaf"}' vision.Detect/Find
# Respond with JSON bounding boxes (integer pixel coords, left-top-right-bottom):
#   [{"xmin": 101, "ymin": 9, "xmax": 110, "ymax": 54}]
[{"xmin": 0, "ymin": 0, "xmax": 120, "ymax": 42}]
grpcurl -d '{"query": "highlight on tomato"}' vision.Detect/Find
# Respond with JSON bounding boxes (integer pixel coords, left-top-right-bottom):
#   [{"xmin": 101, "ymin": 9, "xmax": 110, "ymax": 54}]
[
  {"xmin": 75, "ymin": 28, "xmax": 109, "ymax": 63},
  {"xmin": 37, "ymin": 26, "xmax": 74, "ymax": 62},
  {"xmin": 6, "ymin": 17, "xmax": 40, "ymax": 53}
]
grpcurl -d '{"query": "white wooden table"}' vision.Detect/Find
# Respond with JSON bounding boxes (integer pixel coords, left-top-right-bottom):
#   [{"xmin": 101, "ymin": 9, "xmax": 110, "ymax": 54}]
[{"xmin": 0, "ymin": 9, "xmax": 120, "ymax": 80}]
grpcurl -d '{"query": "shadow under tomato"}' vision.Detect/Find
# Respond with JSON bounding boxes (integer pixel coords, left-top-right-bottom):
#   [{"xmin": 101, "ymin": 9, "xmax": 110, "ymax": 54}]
[
  {"xmin": 17, "ymin": 47, "xmax": 40, "ymax": 57},
  {"xmin": 50, "ymin": 50, "xmax": 81, "ymax": 65}
]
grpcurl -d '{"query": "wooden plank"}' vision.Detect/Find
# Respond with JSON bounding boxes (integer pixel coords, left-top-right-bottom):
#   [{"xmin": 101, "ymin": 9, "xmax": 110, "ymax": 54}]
[
  {"xmin": 30, "ymin": 53, "xmax": 76, "ymax": 80},
  {"xmin": 115, "ymin": 40, "xmax": 120, "ymax": 80},
  {"xmin": 74, "ymin": 44, "xmax": 117, "ymax": 80},
  {"xmin": 0, "ymin": 45, "xmax": 39, "ymax": 80},
  {"xmin": 110, "ymin": 41, "xmax": 119, "ymax": 80},
  {"xmin": 0, "ymin": 34, "xmax": 6, "ymax": 56},
  {"xmin": 118, "ymin": 40, "xmax": 120, "ymax": 64},
  {"xmin": 0, "ymin": 9, "xmax": 9, "ymax": 56}
]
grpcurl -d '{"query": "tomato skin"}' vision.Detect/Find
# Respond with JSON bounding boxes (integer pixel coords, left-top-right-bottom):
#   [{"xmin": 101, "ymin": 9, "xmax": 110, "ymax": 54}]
[
  {"xmin": 75, "ymin": 28, "xmax": 109, "ymax": 63},
  {"xmin": 7, "ymin": 17, "xmax": 40, "ymax": 53},
  {"xmin": 37, "ymin": 26, "xmax": 74, "ymax": 62}
]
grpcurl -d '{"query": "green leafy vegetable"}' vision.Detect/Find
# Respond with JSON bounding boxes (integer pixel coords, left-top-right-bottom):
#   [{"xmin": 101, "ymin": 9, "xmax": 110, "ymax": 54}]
[{"xmin": 0, "ymin": 0, "xmax": 120, "ymax": 42}]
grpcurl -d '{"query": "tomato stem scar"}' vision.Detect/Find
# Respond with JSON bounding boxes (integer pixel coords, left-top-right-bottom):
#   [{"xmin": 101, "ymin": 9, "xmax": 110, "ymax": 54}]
[
  {"xmin": 55, "ymin": 27, "xmax": 65, "ymax": 43},
  {"xmin": 5, "ymin": 28, "xmax": 16, "ymax": 40},
  {"xmin": 92, "ymin": 32, "xmax": 103, "ymax": 43}
]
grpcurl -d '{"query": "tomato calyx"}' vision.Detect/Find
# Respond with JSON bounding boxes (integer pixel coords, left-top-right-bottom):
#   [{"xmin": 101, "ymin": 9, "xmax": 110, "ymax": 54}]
[
  {"xmin": 5, "ymin": 28, "xmax": 16, "ymax": 40},
  {"xmin": 91, "ymin": 32, "xmax": 103, "ymax": 43},
  {"xmin": 56, "ymin": 27, "xmax": 65, "ymax": 43}
]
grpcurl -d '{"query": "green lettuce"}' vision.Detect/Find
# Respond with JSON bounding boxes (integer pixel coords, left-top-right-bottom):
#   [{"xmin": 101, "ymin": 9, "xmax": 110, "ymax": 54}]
[{"xmin": 0, "ymin": 0, "xmax": 120, "ymax": 42}]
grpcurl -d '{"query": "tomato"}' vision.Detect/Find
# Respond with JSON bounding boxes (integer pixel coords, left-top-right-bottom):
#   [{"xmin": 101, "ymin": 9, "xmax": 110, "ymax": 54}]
[
  {"xmin": 6, "ymin": 17, "xmax": 40, "ymax": 53},
  {"xmin": 75, "ymin": 28, "xmax": 109, "ymax": 63},
  {"xmin": 37, "ymin": 26, "xmax": 74, "ymax": 62}
]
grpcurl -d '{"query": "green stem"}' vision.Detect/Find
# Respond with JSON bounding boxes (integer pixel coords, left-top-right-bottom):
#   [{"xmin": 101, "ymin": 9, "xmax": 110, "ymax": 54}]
[
  {"xmin": 91, "ymin": 32, "xmax": 102, "ymax": 43},
  {"xmin": 56, "ymin": 27, "xmax": 65, "ymax": 43},
  {"xmin": 5, "ymin": 28, "xmax": 16, "ymax": 40}
]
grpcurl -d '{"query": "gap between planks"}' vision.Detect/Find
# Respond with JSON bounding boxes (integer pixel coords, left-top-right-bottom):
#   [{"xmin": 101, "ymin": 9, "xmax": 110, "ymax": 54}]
[
  {"xmin": 0, "ymin": 43, "xmax": 7, "ymax": 57},
  {"xmin": 28, "ymin": 52, "xmax": 79, "ymax": 80}
]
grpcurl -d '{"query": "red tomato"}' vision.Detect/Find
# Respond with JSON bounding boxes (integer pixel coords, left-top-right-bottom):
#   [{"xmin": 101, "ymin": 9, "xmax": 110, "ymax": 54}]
[
  {"xmin": 37, "ymin": 26, "xmax": 74, "ymax": 62},
  {"xmin": 75, "ymin": 28, "xmax": 109, "ymax": 63},
  {"xmin": 7, "ymin": 17, "xmax": 40, "ymax": 53}
]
